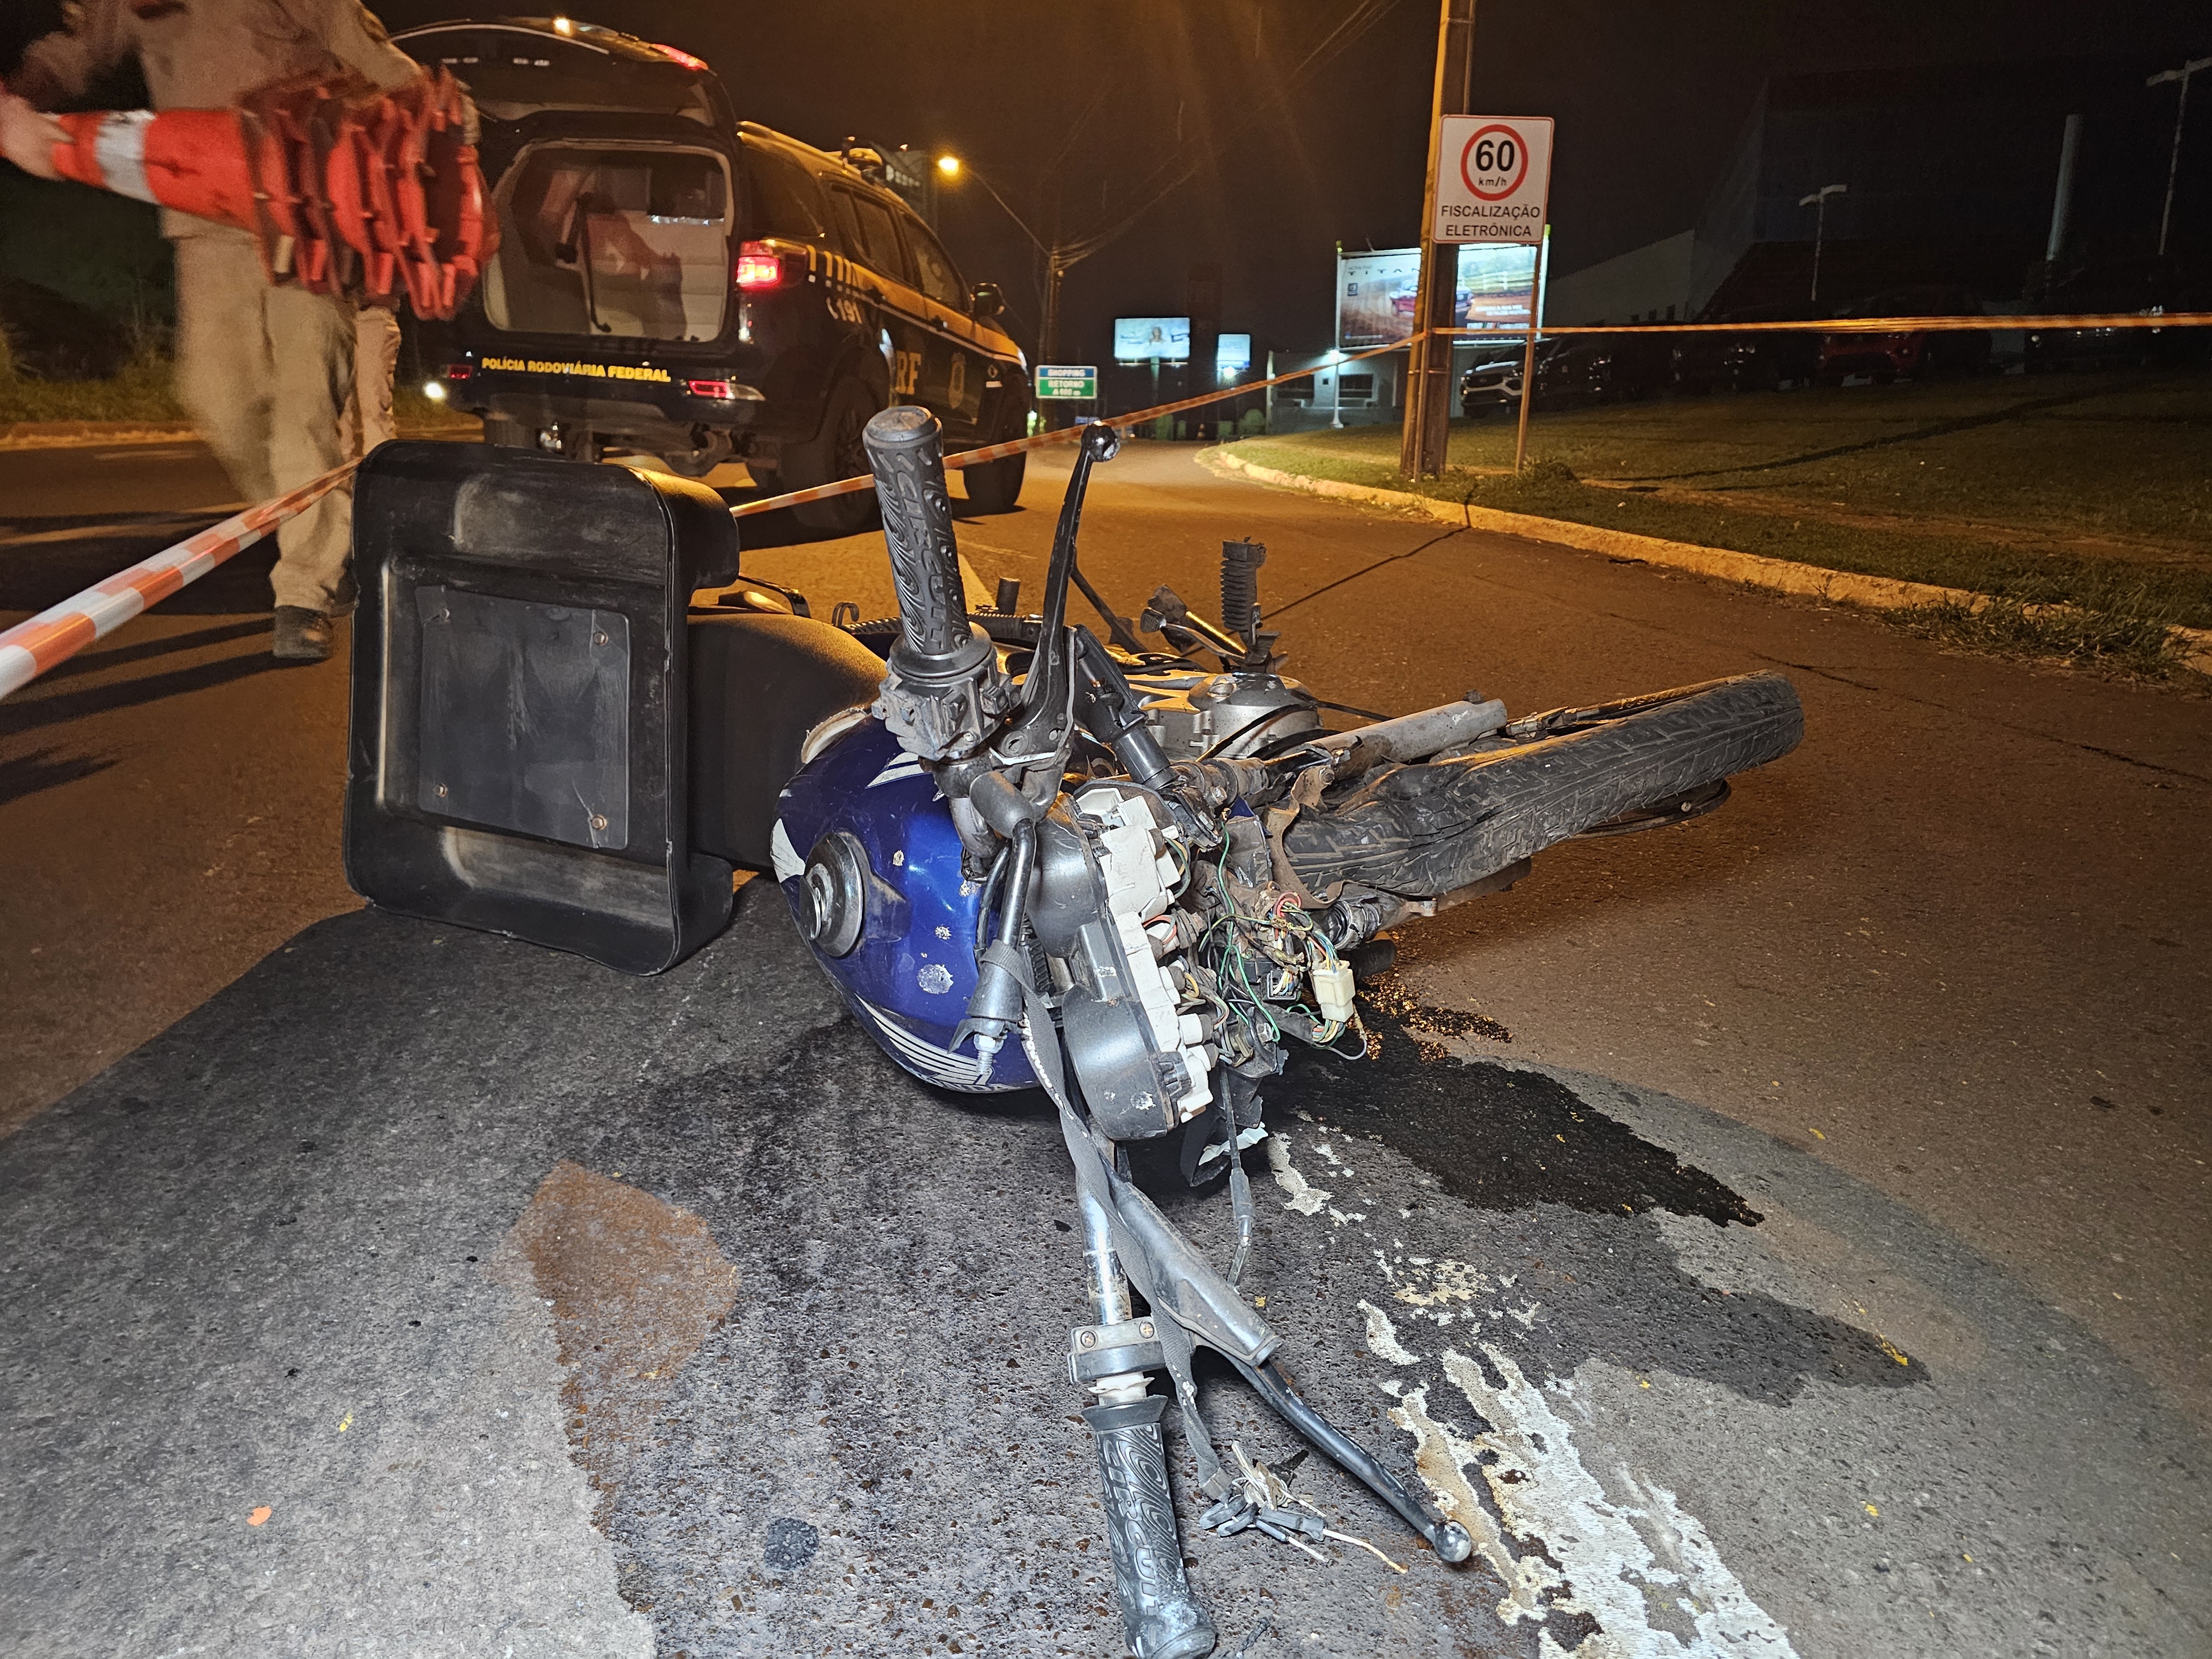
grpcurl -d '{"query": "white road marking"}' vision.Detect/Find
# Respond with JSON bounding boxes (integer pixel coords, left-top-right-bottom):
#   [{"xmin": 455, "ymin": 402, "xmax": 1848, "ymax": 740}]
[
  {"xmin": 1438, "ymin": 1345, "xmax": 1799, "ymax": 1658},
  {"xmin": 1358, "ymin": 1300, "xmax": 1422, "ymax": 1366},
  {"xmin": 1275, "ymin": 1117, "xmax": 1794, "ymax": 1656},
  {"xmin": 1265, "ymin": 1134, "xmax": 1331, "ymax": 1215}
]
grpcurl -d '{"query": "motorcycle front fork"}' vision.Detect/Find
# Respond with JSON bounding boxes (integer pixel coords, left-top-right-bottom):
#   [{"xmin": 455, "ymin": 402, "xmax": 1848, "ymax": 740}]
[{"xmin": 1071, "ymin": 1188, "xmax": 1217, "ymax": 1659}]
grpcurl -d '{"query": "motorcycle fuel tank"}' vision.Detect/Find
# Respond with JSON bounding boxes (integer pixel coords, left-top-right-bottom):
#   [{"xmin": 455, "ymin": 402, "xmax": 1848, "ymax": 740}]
[{"xmin": 772, "ymin": 716, "xmax": 1039, "ymax": 1094}]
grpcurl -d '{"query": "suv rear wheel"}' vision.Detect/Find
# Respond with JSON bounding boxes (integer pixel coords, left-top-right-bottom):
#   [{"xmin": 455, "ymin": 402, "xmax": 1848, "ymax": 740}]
[
  {"xmin": 961, "ymin": 404, "xmax": 1029, "ymax": 514},
  {"xmin": 780, "ymin": 377, "xmax": 881, "ymax": 534}
]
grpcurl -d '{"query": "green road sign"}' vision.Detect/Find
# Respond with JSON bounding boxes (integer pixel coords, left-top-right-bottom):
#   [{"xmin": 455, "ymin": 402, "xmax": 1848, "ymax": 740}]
[{"xmin": 1036, "ymin": 364, "xmax": 1098, "ymax": 400}]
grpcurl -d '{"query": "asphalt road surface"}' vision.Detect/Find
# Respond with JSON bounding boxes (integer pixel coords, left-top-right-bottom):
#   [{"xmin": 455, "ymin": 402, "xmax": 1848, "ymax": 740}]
[{"xmin": 2, "ymin": 436, "xmax": 2206, "ymax": 1658}]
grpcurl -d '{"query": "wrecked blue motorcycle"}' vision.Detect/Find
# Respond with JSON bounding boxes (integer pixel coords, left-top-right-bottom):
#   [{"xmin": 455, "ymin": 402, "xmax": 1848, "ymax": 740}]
[{"xmin": 346, "ymin": 413, "xmax": 1801, "ymax": 1657}]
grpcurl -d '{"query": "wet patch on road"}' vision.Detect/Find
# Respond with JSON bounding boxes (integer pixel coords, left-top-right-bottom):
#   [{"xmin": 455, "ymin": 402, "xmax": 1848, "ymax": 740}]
[
  {"xmin": 1358, "ymin": 971, "xmax": 1515, "ymax": 1055},
  {"xmin": 502, "ymin": 1161, "xmax": 742, "ymax": 1512},
  {"xmin": 1270, "ymin": 990, "xmax": 1762, "ymax": 1228}
]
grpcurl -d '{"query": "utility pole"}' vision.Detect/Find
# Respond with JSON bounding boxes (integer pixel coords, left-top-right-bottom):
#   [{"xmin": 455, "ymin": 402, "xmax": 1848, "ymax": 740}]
[
  {"xmin": 1799, "ymin": 182, "xmax": 1846, "ymax": 307},
  {"xmin": 2149, "ymin": 56, "xmax": 2212, "ymax": 260},
  {"xmin": 1399, "ymin": 0, "xmax": 1476, "ymax": 481}
]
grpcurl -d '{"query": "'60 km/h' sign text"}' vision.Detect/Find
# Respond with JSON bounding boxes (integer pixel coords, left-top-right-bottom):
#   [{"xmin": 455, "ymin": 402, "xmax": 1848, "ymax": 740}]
[{"xmin": 1432, "ymin": 114, "xmax": 1553, "ymax": 245}]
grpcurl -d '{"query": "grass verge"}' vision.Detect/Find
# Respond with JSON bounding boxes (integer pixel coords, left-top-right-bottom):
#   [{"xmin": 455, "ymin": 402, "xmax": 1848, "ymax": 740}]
[
  {"xmin": 0, "ymin": 343, "xmax": 474, "ymax": 431},
  {"xmin": 1887, "ymin": 592, "xmax": 2185, "ymax": 677},
  {"xmin": 1225, "ymin": 378, "xmax": 2212, "ymax": 671}
]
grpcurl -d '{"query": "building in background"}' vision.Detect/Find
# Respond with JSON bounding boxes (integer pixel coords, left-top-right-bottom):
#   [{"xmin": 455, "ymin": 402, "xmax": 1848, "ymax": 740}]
[
  {"xmin": 1543, "ymin": 232, "xmax": 1693, "ymax": 326},
  {"xmin": 1546, "ymin": 57, "xmax": 2208, "ymax": 327}
]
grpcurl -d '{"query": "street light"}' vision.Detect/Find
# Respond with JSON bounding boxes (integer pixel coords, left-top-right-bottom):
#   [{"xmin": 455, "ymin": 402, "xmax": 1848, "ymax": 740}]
[
  {"xmin": 2148, "ymin": 56, "xmax": 2212, "ymax": 259},
  {"xmin": 933, "ymin": 152, "xmax": 1072, "ymax": 360},
  {"xmin": 1798, "ymin": 182, "xmax": 1847, "ymax": 307}
]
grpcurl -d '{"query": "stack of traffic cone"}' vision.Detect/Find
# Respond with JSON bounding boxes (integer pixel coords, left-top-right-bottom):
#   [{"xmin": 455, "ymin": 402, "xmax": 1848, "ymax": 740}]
[{"xmin": 45, "ymin": 68, "xmax": 494, "ymax": 321}]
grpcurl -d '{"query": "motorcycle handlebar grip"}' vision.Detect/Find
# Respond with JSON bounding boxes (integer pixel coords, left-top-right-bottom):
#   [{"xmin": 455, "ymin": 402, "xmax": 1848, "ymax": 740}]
[
  {"xmin": 1084, "ymin": 1397, "xmax": 1217, "ymax": 1659},
  {"xmin": 863, "ymin": 405, "xmax": 972, "ymax": 667}
]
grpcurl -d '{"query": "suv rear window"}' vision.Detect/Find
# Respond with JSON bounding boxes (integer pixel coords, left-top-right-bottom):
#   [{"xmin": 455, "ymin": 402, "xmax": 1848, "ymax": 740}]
[
  {"xmin": 487, "ymin": 144, "xmax": 732, "ymax": 341},
  {"xmin": 744, "ymin": 145, "xmax": 832, "ymax": 244}
]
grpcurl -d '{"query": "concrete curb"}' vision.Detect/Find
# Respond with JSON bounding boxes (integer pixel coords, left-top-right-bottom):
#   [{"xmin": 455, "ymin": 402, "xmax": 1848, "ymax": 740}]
[
  {"xmin": 1199, "ymin": 446, "xmax": 2212, "ymax": 676},
  {"xmin": 0, "ymin": 421, "xmax": 199, "ymax": 451}
]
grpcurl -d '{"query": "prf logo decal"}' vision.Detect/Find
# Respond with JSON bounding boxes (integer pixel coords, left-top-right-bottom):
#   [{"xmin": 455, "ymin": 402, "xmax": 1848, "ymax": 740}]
[{"xmin": 892, "ymin": 349, "xmax": 922, "ymax": 397}]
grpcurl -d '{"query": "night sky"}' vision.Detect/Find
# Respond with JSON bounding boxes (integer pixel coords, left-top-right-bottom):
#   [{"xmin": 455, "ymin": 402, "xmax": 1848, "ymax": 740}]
[{"xmin": 5, "ymin": 1, "xmax": 2206, "ymax": 360}]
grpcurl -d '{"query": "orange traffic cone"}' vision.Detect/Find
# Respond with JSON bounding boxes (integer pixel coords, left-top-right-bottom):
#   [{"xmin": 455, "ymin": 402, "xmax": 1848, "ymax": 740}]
[{"xmin": 46, "ymin": 69, "xmax": 494, "ymax": 321}]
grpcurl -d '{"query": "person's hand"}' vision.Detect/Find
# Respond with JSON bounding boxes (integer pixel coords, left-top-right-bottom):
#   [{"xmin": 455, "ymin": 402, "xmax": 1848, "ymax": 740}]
[{"xmin": 0, "ymin": 91, "xmax": 67, "ymax": 181}]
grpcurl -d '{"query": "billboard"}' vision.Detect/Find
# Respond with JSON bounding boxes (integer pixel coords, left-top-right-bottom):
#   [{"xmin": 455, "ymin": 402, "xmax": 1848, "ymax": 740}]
[
  {"xmin": 1114, "ymin": 316, "xmax": 1190, "ymax": 362},
  {"xmin": 1215, "ymin": 332, "xmax": 1252, "ymax": 376},
  {"xmin": 1337, "ymin": 246, "xmax": 1537, "ymax": 348}
]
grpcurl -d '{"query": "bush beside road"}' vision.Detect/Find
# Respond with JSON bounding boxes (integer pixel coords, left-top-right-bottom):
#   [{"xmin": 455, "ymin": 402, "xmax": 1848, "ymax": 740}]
[{"xmin": 1227, "ymin": 373, "xmax": 2211, "ymax": 675}]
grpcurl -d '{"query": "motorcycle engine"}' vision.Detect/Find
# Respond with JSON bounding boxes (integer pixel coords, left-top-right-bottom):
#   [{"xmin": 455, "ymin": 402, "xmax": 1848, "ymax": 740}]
[{"xmin": 1127, "ymin": 668, "xmax": 1321, "ymax": 762}]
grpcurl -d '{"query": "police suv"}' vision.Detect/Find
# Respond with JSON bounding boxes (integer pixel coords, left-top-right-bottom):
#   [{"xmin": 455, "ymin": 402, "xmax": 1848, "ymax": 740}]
[{"xmin": 396, "ymin": 17, "xmax": 1031, "ymax": 530}]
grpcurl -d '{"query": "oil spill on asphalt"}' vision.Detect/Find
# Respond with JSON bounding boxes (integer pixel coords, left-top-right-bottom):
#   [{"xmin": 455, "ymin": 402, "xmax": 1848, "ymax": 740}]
[
  {"xmin": 1261, "ymin": 993, "xmax": 1927, "ymax": 1409},
  {"xmin": 1268, "ymin": 979, "xmax": 1762, "ymax": 1227}
]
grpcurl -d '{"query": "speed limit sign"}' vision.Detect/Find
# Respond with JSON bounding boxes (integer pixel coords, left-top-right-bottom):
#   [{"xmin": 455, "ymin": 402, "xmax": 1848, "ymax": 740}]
[{"xmin": 1432, "ymin": 114, "xmax": 1552, "ymax": 244}]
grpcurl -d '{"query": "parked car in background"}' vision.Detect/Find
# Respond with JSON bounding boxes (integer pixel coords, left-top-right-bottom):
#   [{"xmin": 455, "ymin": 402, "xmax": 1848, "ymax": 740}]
[
  {"xmin": 2025, "ymin": 257, "xmax": 2204, "ymax": 372},
  {"xmin": 1531, "ymin": 331, "xmax": 1672, "ymax": 406},
  {"xmin": 1671, "ymin": 302, "xmax": 1822, "ymax": 393},
  {"xmin": 1818, "ymin": 286, "xmax": 1990, "ymax": 383},
  {"xmin": 1457, "ymin": 353, "xmax": 1524, "ymax": 413}
]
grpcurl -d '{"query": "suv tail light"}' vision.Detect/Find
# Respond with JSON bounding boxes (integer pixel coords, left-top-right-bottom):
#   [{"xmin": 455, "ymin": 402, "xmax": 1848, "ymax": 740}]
[
  {"xmin": 688, "ymin": 379, "xmax": 736, "ymax": 400},
  {"xmin": 735, "ymin": 241, "xmax": 784, "ymax": 289},
  {"xmin": 442, "ymin": 362, "xmax": 473, "ymax": 380}
]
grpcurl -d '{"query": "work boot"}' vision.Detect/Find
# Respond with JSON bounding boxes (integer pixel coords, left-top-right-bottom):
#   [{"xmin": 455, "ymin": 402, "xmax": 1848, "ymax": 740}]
[{"xmin": 273, "ymin": 606, "xmax": 333, "ymax": 662}]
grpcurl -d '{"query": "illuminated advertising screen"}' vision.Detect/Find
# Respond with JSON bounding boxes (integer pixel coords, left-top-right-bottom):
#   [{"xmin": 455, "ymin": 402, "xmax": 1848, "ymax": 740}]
[
  {"xmin": 1337, "ymin": 247, "xmax": 1537, "ymax": 348},
  {"xmin": 1113, "ymin": 316, "xmax": 1191, "ymax": 362},
  {"xmin": 1215, "ymin": 332, "xmax": 1252, "ymax": 375}
]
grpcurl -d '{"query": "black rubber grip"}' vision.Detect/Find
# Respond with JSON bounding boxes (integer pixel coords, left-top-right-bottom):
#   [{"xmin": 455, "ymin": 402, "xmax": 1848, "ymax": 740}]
[
  {"xmin": 862, "ymin": 405, "xmax": 969, "ymax": 664},
  {"xmin": 1084, "ymin": 1397, "xmax": 1217, "ymax": 1659}
]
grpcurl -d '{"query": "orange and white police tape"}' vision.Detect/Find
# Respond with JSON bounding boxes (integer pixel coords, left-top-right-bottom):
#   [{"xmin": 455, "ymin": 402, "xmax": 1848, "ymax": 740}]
[
  {"xmin": 6, "ymin": 310, "xmax": 2207, "ymax": 700},
  {"xmin": 1439, "ymin": 311, "xmax": 2212, "ymax": 338},
  {"xmin": 727, "ymin": 338, "xmax": 1413, "ymax": 521},
  {"xmin": 0, "ymin": 461, "xmax": 356, "ymax": 700}
]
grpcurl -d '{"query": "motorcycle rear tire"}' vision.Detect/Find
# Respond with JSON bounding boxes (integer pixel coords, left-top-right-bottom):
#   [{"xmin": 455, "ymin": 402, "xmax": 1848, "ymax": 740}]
[{"xmin": 1285, "ymin": 671, "xmax": 1802, "ymax": 900}]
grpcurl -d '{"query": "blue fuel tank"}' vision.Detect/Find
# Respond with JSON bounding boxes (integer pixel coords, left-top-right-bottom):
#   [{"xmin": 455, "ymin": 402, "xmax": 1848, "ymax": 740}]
[{"xmin": 772, "ymin": 717, "xmax": 1040, "ymax": 1093}]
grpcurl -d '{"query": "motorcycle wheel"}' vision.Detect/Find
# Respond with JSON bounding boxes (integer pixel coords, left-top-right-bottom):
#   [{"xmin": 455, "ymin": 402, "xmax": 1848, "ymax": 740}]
[{"xmin": 1284, "ymin": 672, "xmax": 1802, "ymax": 901}]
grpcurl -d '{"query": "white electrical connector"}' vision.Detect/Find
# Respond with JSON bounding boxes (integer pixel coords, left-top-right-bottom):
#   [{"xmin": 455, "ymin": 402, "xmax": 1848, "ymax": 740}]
[{"xmin": 1310, "ymin": 959, "xmax": 1356, "ymax": 1025}]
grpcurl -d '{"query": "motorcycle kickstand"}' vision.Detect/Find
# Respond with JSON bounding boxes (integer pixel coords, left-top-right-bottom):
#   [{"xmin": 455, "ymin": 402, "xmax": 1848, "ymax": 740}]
[{"xmin": 1070, "ymin": 1186, "xmax": 1217, "ymax": 1659}]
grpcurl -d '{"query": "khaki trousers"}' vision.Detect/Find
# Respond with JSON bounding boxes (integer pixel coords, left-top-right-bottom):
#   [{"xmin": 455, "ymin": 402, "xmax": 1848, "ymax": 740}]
[
  {"xmin": 353, "ymin": 304, "xmax": 400, "ymax": 457},
  {"xmin": 173, "ymin": 233, "xmax": 358, "ymax": 614}
]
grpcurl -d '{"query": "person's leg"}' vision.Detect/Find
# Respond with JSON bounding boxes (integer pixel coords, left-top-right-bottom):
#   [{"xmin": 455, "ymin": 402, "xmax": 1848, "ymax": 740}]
[
  {"xmin": 171, "ymin": 233, "xmax": 277, "ymax": 504},
  {"xmin": 352, "ymin": 305, "xmax": 400, "ymax": 457},
  {"xmin": 264, "ymin": 279, "xmax": 359, "ymax": 625}
]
